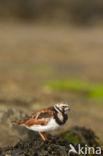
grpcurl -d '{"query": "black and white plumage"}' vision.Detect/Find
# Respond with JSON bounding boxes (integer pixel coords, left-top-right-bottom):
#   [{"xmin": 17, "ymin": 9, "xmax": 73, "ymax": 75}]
[{"xmin": 13, "ymin": 103, "xmax": 70, "ymax": 141}]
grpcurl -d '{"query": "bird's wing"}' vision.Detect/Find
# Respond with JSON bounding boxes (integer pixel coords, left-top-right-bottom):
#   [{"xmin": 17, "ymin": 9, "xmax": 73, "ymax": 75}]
[{"xmin": 13, "ymin": 109, "xmax": 53, "ymax": 127}]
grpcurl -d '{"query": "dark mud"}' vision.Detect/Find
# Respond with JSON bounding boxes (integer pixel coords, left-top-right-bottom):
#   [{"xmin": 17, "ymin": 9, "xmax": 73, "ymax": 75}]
[{"xmin": 0, "ymin": 126, "xmax": 102, "ymax": 156}]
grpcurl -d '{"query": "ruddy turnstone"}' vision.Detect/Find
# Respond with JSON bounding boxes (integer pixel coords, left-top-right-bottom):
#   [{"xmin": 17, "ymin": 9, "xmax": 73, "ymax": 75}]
[{"xmin": 13, "ymin": 103, "xmax": 70, "ymax": 141}]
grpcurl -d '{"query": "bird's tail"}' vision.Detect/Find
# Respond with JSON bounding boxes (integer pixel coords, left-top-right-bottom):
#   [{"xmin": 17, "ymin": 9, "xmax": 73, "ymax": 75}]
[{"xmin": 12, "ymin": 119, "xmax": 25, "ymax": 126}]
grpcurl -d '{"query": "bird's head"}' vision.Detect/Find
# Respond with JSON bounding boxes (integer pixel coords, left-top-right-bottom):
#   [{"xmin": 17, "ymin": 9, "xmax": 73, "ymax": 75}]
[{"xmin": 54, "ymin": 103, "xmax": 70, "ymax": 114}]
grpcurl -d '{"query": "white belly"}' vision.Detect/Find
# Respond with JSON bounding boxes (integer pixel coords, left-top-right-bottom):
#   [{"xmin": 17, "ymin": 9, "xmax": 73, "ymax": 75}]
[{"xmin": 27, "ymin": 117, "xmax": 60, "ymax": 132}]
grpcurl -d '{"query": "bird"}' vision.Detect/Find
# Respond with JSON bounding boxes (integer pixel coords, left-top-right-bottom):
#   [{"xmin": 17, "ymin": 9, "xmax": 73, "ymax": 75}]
[{"xmin": 13, "ymin": 103, "xmax": 70, "ymax": 141}]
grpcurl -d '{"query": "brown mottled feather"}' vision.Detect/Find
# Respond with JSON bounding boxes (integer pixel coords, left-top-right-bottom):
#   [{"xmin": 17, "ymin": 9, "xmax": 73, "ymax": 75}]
[
  {"xmin": 32, "ymin": 109, "xmax": 53, "ymax": 119},
  {"xmin": 13, "ymin": 109, "xmax": 53, "ymax": 127},
  {"xmin": 24, "ymin": 119, "xmax": 46, "ymax": 126}
]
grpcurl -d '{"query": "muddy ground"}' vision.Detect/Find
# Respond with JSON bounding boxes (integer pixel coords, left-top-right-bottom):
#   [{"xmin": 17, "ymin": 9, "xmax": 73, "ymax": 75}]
[{"xmin": 0, "ymin": 22, "xmax": 103, "ymax": 147}]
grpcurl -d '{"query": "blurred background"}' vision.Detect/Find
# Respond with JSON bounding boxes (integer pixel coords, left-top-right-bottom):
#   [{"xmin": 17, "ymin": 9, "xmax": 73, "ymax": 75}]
[{"xmin": 0, "ymin": 0, "xmax": 103, "ymax": 147}]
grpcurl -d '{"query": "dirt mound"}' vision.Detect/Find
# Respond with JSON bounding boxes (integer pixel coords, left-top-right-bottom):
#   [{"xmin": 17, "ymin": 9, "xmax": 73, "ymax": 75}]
[{"xmin": 0, "ymin": 126, "xmax": 102, "ymax": 156}]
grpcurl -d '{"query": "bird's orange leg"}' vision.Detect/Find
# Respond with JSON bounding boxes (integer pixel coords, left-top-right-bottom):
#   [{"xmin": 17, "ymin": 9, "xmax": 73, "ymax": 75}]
[
  {"xmin": 39, "ymin": 132, "xmax": 48, "ymax": 141},
  {"xmin": 43, "ymin": 133, "xmax": 48, "ymax": 141}
]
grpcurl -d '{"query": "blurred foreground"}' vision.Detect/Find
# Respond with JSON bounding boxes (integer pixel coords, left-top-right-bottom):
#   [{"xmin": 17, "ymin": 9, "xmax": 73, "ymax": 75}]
[{"xmin": 1, "ymin": 126, "xmax": 102, "ymax": 156}]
